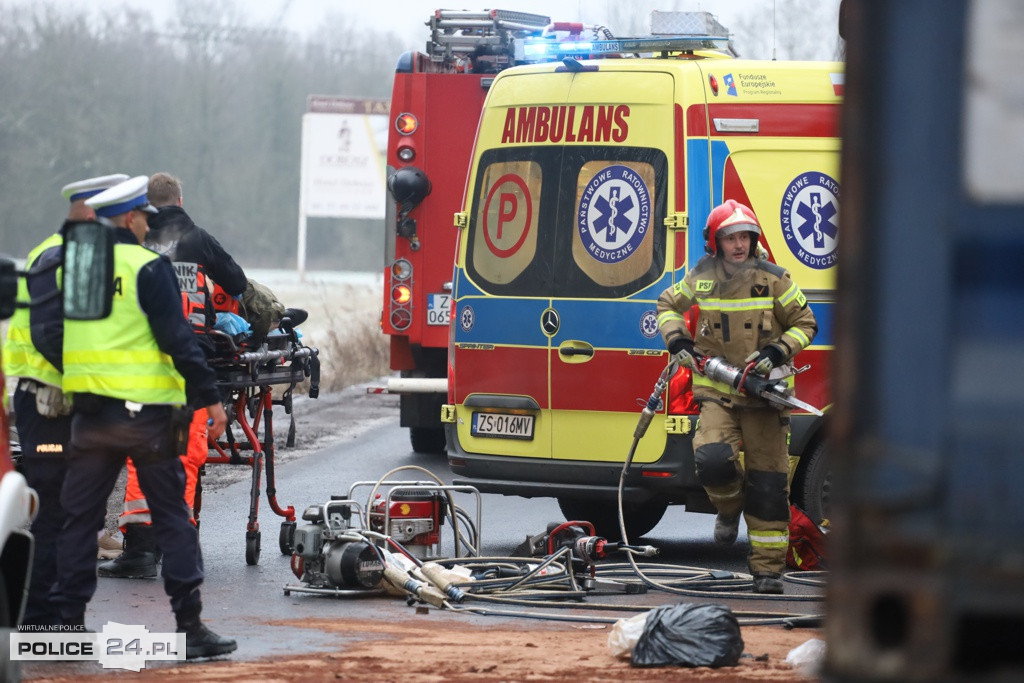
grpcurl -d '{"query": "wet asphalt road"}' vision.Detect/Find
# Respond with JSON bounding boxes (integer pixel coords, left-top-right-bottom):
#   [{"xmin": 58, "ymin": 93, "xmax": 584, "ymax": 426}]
[{"xmin": 21, "ymin": 418, "xmax": 823, "ymax": 678}]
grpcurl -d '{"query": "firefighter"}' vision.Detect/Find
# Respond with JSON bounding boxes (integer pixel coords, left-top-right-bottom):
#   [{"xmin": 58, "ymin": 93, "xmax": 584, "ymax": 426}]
[
  {"xmin": 656, "ymin": 200, "xmax": 817, "ymax": 594},
  {"xmin": 98, "ymin": 171, "xmax": 247, "ymax": 579},
  {"xmin": 53, "ymin": 176, "xmax": 236, "ymax": 658},
  {"xmin": 2, "ymin": 174, "xmax": 128, "ymax": 625}
]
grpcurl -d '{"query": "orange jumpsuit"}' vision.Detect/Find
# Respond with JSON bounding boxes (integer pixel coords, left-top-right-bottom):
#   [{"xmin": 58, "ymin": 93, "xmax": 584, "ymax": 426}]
[{"xmin": 119, "ymin": 410, "xmax": 208, "ymax": 529}]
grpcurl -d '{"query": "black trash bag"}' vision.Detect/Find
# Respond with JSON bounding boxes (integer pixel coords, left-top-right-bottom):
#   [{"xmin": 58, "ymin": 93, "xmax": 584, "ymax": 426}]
[{"xmin": 631, "ymin": 603, "xmax": 744, "ymax": 668}]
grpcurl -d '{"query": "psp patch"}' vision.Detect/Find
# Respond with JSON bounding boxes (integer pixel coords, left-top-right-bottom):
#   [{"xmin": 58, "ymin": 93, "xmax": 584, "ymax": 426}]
[
  {"xmin": 779, "ymin": 172, "xmax": 840, "ymax": 270},
  {"xmin": 577, "ymin": 164, "xmax": 652, "ymax": 264}
]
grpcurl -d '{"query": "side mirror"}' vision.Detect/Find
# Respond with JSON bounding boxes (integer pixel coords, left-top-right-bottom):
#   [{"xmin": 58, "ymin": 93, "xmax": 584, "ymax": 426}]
[
  {"xmin": 0, "ymin": 258, "xmax": 17, "ymax": 320},
  {"xmin": 62, "ymin": 220, "xmax": 115, "ymax": 320}
]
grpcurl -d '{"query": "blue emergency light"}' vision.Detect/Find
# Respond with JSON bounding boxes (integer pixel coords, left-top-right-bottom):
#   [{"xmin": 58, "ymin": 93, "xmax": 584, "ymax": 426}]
[{"xmin": 514, "ymin": 35, "xmax": 730, "ymax": 64}]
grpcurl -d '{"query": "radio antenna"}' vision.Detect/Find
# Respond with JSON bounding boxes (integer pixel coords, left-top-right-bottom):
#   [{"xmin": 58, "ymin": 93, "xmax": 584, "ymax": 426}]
[{"xmin": 772, "ymin": 0, "xmax": 777, "ymax": 60}]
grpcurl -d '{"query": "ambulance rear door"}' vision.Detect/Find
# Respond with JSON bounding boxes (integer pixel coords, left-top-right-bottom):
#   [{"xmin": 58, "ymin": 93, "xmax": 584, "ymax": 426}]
[
  {"xmin": 546, "ymin": 69, "xmax": 676, "ymax": 465},
  {"xmin": 452, "ymin": 66, "xmax": 677, "ymax": 465},
  {"xmin": 452, "ymin": 71, "xmax": 574, "ymax": 462}
]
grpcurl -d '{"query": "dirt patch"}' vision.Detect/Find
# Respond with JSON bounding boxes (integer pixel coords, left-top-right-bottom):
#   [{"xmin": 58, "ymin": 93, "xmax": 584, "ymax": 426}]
[{"xmin": 29, "ymin": 618, "xmax": 819, "ymax": 682}]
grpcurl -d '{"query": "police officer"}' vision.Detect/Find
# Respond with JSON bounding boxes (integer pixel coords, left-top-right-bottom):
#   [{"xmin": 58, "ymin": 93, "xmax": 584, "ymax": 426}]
[
  {"xmin": 2, "ymin": 173, "xmax": 127, "ymax": 626},
  {"xmin": 99, "ymin": 171, "xmax": 247, "ymax": 579},
  {"xmin": 52, "ymin": 176, "xmax": 236, "ymax": 658},
  {"xmin": 656, "ymin": 200, "xmax": 817, "ymax": 594}
]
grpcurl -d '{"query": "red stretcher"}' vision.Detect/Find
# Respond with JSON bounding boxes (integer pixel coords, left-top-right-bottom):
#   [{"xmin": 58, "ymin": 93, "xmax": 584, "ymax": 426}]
[{"xmin": 198, "ymin": 324, "xmax": 320, "ymax": 565}]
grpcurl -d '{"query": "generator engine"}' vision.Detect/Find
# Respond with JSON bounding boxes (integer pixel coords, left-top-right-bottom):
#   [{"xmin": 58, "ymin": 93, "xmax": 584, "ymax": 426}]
[
  {"xmin": 369, "ymin": 488, "xmax": 444, "ymax": 559},
  {"xmin": 290, "ymin": 498, "xmax": 384, "ymax": 590}
]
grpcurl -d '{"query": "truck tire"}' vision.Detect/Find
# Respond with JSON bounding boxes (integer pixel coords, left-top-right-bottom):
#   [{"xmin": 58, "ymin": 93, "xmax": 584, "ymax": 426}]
[
  {"xmin": 410, "ymin": 427, "xmax": 446, "ymax": 455},
  {"xmin": 557, "ymin": 497, "xmax": 668, "ymax": 541},
  {"xmin": 797, "ymin": 442, "xmax": 832, "ymax": 525}
]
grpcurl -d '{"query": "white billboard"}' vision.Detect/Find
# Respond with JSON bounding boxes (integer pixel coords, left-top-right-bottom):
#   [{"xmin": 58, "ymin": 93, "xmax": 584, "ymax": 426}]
[
  {"xmin": 300, "ymin": 97, "xmax": 389, "ymax": 219},
  {"xmin": 297, "ymin": 96, "xmax": 389, "ymax": 274}
]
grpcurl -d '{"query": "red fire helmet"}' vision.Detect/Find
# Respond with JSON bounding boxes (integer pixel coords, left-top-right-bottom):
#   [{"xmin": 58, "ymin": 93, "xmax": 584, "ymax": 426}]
[{"xmin": 703, "ymin": 199, "xmax": 761, "ymax": 256}]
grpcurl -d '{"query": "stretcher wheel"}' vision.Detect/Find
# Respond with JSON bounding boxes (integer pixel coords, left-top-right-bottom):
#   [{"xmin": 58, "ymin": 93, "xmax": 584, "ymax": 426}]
[
  {"xmin": 279, "ymin": 521, "xmax": 296, "ymax": 555},
  {"xmin": 245, "ymin": 530, "xmax": 261, "ymax": 566}
]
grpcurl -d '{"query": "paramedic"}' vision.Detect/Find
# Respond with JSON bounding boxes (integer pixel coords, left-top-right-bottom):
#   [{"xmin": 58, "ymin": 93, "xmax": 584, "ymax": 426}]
[
  {"xmin": 656, "ymin": 199, "xmax": 817, "ymax": 594},
  {"xmin": 98, "ymin": 171, "xmax": 246, "ymax": 579},
  {"xmin": 53, "ymin": 175, "xmax": 236, "ymax": 658},
  {"xmin": 2, "ymin": 174, "xmax": 127, "ymax": 625}
]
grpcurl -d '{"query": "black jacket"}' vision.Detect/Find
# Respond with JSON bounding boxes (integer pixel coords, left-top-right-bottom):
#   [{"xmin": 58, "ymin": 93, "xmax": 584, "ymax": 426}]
[{"xmin": 144, "ymin": 205, "xmax": 247, "ymax": 296}]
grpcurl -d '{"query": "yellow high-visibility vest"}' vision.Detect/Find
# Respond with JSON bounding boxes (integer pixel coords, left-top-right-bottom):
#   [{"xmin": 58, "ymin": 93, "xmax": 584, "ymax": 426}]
[
  {"xmin": 63, "ymin": 243, "xmax": 185, "ymax": 405},
  {"xmin": 2, "ymin": 233, "xmax": 64, "ymax": 389}
]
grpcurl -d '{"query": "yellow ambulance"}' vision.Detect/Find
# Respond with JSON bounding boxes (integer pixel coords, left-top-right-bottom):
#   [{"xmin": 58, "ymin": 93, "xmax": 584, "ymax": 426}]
[{"xmin": 444, "ymin": 32, "xmax": 841, "ymax": 538}]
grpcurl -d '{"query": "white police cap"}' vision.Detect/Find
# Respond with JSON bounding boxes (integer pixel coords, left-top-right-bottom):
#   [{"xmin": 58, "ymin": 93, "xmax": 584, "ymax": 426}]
[
  {"xmin": 85, "ymin": 175, "xmax": 159, "ymax": 219},
  {"xmin": 60, "ymin": 173, "xmax": 130, "ymax": 202}
]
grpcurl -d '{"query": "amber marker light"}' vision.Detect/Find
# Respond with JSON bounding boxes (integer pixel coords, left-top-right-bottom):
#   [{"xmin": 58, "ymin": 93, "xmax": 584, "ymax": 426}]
[
  {"xmin": 395, "ymin": 113, "xmax": 418, "ymax": 135},
  {"xmin": 392, "ymin": 284, "xmax": 412, "ymax": 305}
]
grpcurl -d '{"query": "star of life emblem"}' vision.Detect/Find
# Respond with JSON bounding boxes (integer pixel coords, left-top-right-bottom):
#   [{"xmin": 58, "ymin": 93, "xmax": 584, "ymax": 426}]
[
  {"xmin": 780, "ymin": 171, "xmax": 840, "ymax": 270},
  {"xmin": 577, "ymin": 164, "xmax": 652, "ymax": 264}
]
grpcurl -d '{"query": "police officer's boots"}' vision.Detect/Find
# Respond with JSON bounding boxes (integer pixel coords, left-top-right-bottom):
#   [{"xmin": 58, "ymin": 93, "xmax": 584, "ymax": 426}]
[
  {"xmin": 176, "ymin": 604, "xmax": 238, "ymax": 659},
  {"xmin": 97, "ymin": 524, "xmax": 159, "ymax": 578}
]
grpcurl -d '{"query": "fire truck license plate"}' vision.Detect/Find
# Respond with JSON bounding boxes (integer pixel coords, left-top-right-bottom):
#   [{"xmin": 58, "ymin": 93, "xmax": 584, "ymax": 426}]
[
  {"xmin": 471, "ymin": 412, "xmax": 534, "ymax": 440},
  {"xmin": 427, "ymin": 294, "xmax": 450, "ymax": 326}
]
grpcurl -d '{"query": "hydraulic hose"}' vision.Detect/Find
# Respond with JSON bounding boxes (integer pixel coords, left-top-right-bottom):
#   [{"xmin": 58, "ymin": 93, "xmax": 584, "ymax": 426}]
[{"xmin": 617, "ymin": 361, "xmax": 826, "ymax": 604}]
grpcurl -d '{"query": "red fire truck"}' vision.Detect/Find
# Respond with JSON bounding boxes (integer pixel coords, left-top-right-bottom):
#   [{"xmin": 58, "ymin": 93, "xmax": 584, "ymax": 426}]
[{"xmin": 381, "ymin": 9, "xmax": 597, "ymax": 453}]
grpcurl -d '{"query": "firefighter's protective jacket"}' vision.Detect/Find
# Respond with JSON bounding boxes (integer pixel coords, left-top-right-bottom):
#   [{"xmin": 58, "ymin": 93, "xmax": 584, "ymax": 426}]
[{"xmin": 657, "ymin": 255, "xmax": 817, "ymax": 406}]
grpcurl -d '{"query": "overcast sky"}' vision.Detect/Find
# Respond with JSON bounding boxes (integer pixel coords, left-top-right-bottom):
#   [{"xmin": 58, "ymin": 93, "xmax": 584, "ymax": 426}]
[{"xmin": 12, "ymin": 1, "xmax": 841, "ymax": 57}]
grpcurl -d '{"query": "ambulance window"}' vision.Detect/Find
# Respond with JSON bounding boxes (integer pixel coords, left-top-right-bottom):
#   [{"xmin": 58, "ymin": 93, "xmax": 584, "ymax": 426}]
[
  {"xmin": 557, "ymin": 147, "xmax": 667, "ymax": 298},
  {"xmin": 570, "ymin": 158, "xmax": 661, "ymax": 291},
  {"xmin": 469, "ymin": 159, "xmax": 543, "ymax": 287},
  {"xmin": 465, "ymin": 146, "xmax": 666, "ymax": 299}
]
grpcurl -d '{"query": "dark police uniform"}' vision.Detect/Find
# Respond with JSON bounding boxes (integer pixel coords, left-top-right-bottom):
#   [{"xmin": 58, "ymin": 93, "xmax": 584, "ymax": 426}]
[
  {"xmin": 3, "ymin": 232, "xmax": 69, "ymax": 626},
  {"xmin": 53, "ymin": 227, "xmax": 222, "ymax": 627}
]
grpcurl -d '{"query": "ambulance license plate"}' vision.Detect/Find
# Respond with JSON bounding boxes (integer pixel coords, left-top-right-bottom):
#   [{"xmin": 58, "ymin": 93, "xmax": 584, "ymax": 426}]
[
  {"xmin": 471, "ymin": 412, "xmax": 534, "ymax": 440},
  {"xmin": 427, "ymin": 294, "xmax": 450, "ymax": 326}
]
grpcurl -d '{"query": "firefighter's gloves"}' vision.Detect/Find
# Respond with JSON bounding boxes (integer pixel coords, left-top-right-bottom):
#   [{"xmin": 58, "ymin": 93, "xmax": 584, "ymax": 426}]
[
  {"xmin": 669, "ymin": 338, "xmax": 696, "ymax": 370},
  {"xmin": 745, "ymin": 345, "xmax": 785, "ymax": 376}
]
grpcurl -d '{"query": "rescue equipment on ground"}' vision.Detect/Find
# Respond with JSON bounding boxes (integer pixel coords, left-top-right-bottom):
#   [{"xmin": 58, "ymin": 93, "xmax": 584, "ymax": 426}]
[
  {"xmin": 283, "ymin": 467, "xmax": 482, "ymax": 597},
  {"xmin": 368, "ymin": 488, "xmax": 445, "ymax": 559},
  {"xmin": 786, "ymin": 505, "xmax": 828, "ymax": 571}
]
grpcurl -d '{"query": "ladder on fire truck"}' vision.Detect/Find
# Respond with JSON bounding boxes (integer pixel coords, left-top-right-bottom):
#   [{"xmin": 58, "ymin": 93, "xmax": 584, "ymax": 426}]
[
  {"xmin": 425, "ymin": 9, "xmax": 554, "ymax": 71},
  {"xmin": 425, "ymin": 9, "xmax": 732, "ymax": 71}
]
